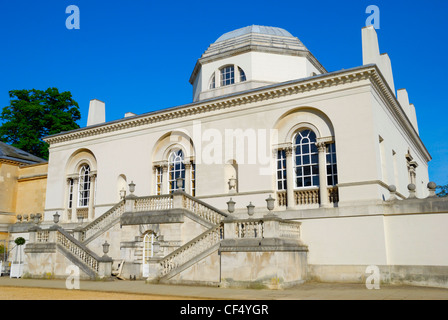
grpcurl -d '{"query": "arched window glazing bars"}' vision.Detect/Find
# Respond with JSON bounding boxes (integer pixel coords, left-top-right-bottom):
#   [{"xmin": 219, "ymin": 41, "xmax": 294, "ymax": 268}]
[
  {"xmin": 293, "ymin": 130, "xmax": 319, "ymax": 188},
  {"xmin": 78, "ymin": 164, "xmax": 91, "ymax": 207},
  {"xmin": 168, "ymin": 149, "xmax": 185, "ymax": 193}
]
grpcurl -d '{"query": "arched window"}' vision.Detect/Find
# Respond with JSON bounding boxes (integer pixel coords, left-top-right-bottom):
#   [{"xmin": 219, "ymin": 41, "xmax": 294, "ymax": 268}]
[
  {"xmin": 220, "ymin": 65, "xmax": 234, "ymax": 86},
  {"xmin": 239, "ymin": 67, "xmax": 246, "ymax": 82},
  {"xmin": 168, "ymin": 149, "xmax": 185, "ymax": 193},
  {"xmin": 209, "ymin": 73, "xmax": 215, "ymax": 89},
  {"xmin": 293, "ymin": 130, "xmax": 319, "ymax": 188},
  {"xmin": 143, "ymin": 232, "xmax": 155, "ymax": 262},
  {"xmin": 78, "ymin": 164, "xmax": 91, "ymax": 207}
]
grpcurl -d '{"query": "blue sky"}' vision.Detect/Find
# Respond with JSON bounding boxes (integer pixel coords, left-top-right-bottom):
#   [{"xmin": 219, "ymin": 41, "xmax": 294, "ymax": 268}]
[{"xmin": 0, "ymin": 0, "xmax": 447, "ymax": 185}]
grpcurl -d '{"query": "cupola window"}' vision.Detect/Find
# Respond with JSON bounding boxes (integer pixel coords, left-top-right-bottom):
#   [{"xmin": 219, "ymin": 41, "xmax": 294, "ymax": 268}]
[
  {"xmin": 239, "ymin": 67, "xmax": 246, "ymax": 82},
  {"xmin": 220, "ymin": 66, "xmax": 235, "ymax": 86}
]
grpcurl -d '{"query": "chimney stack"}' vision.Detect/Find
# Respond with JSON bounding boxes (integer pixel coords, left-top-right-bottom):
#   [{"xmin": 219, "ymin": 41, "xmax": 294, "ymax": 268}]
[{"xmin": 87, "ymin": 99, "xmax": 106, "ymax": 126}]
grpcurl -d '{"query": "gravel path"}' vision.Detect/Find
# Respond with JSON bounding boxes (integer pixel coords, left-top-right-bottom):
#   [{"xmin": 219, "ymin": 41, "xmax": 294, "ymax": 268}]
[{"xmin": 0, "ymin": 286, "xmax": 197, "ymax": 300}]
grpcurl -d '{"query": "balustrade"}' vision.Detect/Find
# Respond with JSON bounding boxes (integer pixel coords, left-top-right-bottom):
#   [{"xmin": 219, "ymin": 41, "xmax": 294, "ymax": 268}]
[
  {"xmin": 36, "ymin": 230, "xmax": 50, "ymax": 243},
  {"xmin": 277, "ymin": 190, "xmax": 287, "ymax": 207},
  {"xmin": 159, "ymin": 224, "xmax": 223, "ymax": 277},
  {"xmin": 235, "ymin": 220, "xmax": 264, "ymax": 238},
  {"xmin": 81, "ymin": 200, "xmax": 125, "ymax": 242},
  {"xmin": 182, "ymin": 194, "xmax": 226, "ymax": 225},
  {"xmin": 56, "ymin": 230, "xmax": 99, "ymax": 272},
  {"xmin": 277, "ymin": 187, "xmax": 339, "ymax": 207},
  {"xmin": 134, "ymin": 195, "xmax": 173, "ymax": 211},
  {"xmin": 295, "ymin": 188, "xmax": 319, "ymax": 205}
]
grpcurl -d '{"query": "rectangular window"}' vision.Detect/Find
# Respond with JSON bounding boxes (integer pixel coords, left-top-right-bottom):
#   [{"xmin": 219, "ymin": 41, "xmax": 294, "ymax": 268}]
[
  {"xmin": 68, "ymin": 179, "xmax": 74, "ymax": 208},
  {"xmin": 191, "ymin": 163, "xmax": 196, "ymax": 197},
  {"xmin": 156, "ymin": 166, "xmax": 163, "ymax": 195},
  {"xmin": 78, "ymin": 177, "xmax": 90, "ymax": 207},
  {"xmin": 326, "ymin": 143, "xmax": 338, "ymax": 186},
  {"xmin": 277, "ymin": 150, "xmax": 287, "ymax": 190}
]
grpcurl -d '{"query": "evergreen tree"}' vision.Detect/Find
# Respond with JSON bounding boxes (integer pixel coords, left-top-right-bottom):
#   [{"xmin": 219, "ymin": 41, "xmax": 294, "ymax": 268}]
[{"xmin": 0, "ymin": 88, "xmax": 81, "ymax": 159}]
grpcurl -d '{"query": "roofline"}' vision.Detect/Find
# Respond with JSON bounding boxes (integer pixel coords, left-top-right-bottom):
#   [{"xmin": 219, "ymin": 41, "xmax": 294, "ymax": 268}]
[
  {"xmin": 189, "ymin": 43, "xmax": 327, "ymax": 85},
  {"xmin": 43, "ymin": 64, "xmax": 431, "ymax": 163},
  {"xmin": 45, "ymin": 65, "xmax": 370, "ymax": 141}
]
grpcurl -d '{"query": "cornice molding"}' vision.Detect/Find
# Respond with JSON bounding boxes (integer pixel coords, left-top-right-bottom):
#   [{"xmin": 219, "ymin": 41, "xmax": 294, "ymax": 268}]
[{"xmin": 43, "ymin": 64, "xmax": 430, "ymax": 163}]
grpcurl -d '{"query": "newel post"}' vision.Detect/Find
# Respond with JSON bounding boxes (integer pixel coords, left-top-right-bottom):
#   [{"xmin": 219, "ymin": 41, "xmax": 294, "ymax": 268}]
[
  {"xmin": 173, "ymin": 191, "xmax": 184, "ymax": 209},
  {"xmin": 125, "ymin": 181, "xmax": 137, "ymax": 212},
  {"xmin": 98, "ymin": 241, "xmax": 113, "ymax": 279},
  {"xmin": 262, "ymin": 217, "xmax": 279, "ymax": 238},
  {"xmin": 223, "ymin": 216, "xmax": 237, "ymax": 240}
]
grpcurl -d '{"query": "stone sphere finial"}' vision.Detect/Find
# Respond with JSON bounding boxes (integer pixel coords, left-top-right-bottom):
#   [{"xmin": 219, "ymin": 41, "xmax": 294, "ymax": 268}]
[
  {"xmin": 407, "ymin": 183, "xmax": 416, "ymax": 199},
  {"xmin": 387, "ymin": 185, "xmax": 397, "ymax": 201},
  {"xmin": 427, "ymin": 181, "xmax": 437, "ymax": 197},
  {"xmin": 388, "ymin": 185, "xmax": 396, "ymax": 193}
]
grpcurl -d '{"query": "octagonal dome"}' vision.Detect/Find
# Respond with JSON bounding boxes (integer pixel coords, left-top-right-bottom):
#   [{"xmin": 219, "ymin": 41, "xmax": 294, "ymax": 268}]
[{"xmin": 215, "ymin": 25, "xmax": 295, "ymax": 43}]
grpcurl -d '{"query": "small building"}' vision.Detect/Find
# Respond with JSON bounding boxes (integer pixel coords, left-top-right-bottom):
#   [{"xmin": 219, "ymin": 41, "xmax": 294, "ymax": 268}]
[{"xmin": 0, "ymin": 142, "xmax": 47, "ymax": 241}]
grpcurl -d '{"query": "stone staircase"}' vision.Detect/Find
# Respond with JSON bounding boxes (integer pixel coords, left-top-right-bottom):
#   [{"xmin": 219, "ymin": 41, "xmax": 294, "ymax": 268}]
[
  {"xmin": 26, "ymin": 225, "xmax": 112, "ymax": 280},
  {"xmin": 24, "ymin": 192, "xmax": 307, "ymax": 287},
  {"xmin": 158, "ymin": 224, "xmax": 224, "ymax": 281},
  {"xmin": 31, "ymin": 191, "xmax": 228, "ymax": 280}
]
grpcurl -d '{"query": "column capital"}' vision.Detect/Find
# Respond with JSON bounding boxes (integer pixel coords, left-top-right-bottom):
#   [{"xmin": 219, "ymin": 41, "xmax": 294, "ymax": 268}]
[
  {"xmin": 315, "ymin": 142, "xmax": 327, "ymax": 153},
  {"xmin": 284, "ymin": 146, "xmax": 293, "ymax": 156}
]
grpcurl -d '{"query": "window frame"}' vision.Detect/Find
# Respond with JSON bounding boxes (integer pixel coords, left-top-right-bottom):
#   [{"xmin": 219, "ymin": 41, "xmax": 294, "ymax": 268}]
[
  {"xmin": 168, "ymin": 149, "xmax": 185, "ymax": 193},
  {"xmin": 276, "ymin": 149, "xmax": 287, "ymax": 191},
  {"xmin": 326, "ymin": 143, "xmax": 338, "ymax": 186},
  {"xmin": 293, "ymin": 130, "xmax": 319, "ymax": 189},
  {"xmin": 78, "ymin": 164, "xmax": 91, "ymax": 207},
  {"xmin": 239, "ymin": 67, "xmax": 246, "ymax": 82},
  {"xmin": 220, "ymin": 65, "xmax": 235, "ymax": 87}
]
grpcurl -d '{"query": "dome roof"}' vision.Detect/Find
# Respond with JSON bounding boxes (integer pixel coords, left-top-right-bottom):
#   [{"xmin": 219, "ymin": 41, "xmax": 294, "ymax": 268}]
[{"xmin": 215, "ymin": 25, "xmax": 294, "ymax": 43}]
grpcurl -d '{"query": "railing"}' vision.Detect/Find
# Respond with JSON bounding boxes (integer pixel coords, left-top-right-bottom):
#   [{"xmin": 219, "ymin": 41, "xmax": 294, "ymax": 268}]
[
  {"xmin": 235, "ymin": 220, "xmax": 264, "ymax": 238},
  {"xmin": 81, "ymin": 200, "xmax": 125, "ymax": 242},
  {"xmin": 80, "ymin": 192, "xmax": 225, "ymax": 243},
  {"xmin": 36, "ymin": 230, "xmax": 50, "ymax": 243},
  {"xmin": 56, "ymin": 229, "xmax": 100, "ymax": 272},
  {"xmin": 277, "ymin": 190, "xmax": 287, "ymax": 207},
  {"xmin": 328, "ymin": 186, "xmax": 339, "ymax": 203},
  {"xmin": 295, "ymin": 188, "xmax": 320, "ymax": 205},
  {"xmin": 277, "ymin": 186, "xmax": 339, "ymax": 207},
  {"xmin": 182, "ymin": 193, "xmax": 227, "ymax": 225},
  {"xmin": 76, "ymin": 207, "xmax": 89, "ymax": 219},
  {"xmin": 159, "ymin": 224, "xmax": 223, "ymax": 277},
  {"xmin": 134, "ymin": 195, "xmax": 173, "ymax": 211},
  {"xmin": 67, "ymin": 207, "xmax": 91, "ymax": 220},
  {"xmin": 278, "ymin": 221, "xmax": 301, "ymax": 239}
]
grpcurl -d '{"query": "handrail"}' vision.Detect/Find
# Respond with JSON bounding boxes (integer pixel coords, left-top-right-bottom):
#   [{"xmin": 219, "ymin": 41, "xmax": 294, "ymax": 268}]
[
  {"xmin": 159, "ymin": 224, "xmax": 223, "ymax": 277},
  {"xmin": 181, "ymin": 192, "xmax": 228, "ymax": 217},
  {"xmin": 181, "ymin": 192, "xmax": 228, "ymax": 225},
  {"xmin": 55, "ymin": 227, "xmax": 101, "ymax": 272},
  {"xmin": 80, "ymin": 200, "xmax": 125, "ymax": 242},
  {"xmin": 134, "ymin": 194, "xmax": 173, "ymax": 211}
]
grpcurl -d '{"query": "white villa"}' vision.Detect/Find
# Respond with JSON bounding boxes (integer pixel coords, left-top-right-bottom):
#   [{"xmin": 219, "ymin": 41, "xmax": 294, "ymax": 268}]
[{"xmin": 9, "ymin": 25, "xmax": 448, "ymax": 289}]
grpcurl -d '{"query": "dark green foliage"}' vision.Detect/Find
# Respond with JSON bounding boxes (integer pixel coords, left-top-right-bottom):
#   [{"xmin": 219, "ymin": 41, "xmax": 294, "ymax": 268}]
[
  {"xmin": 14, "ymin": 237, "xmax": 26, "ymax": 246},
  {"xmin": 0, "ymin": 88, "xmax": 81, "ymax": 159},
  {"xmin": 436, "ymin": 184, "xmax": 448, "ymax": 197}
]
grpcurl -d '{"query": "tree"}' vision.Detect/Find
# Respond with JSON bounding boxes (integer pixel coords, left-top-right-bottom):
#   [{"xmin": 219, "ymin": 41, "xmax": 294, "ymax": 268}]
[
  {"xmin": 436, "ymin": 184, "xmax": 448, "ymax": 197},
  {"xmin": 0, "ymin": 88, "xmax": 81, "ymax": 159}
]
